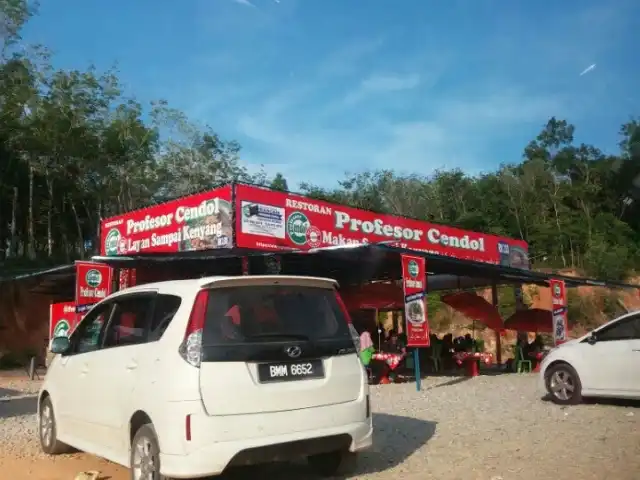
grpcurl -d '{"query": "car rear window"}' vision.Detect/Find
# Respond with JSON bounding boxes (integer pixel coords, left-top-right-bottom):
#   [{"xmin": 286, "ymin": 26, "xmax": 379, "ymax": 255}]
[{"xmin": 201, "ymin": 285, "xmax": 351, "ymax": 345}]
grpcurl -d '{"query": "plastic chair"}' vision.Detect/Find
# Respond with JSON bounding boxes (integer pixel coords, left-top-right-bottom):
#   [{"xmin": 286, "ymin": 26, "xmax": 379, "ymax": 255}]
[
  {"xmin": 430, "ymin": 343, "xmax": 443, "ymax": 372},
  {"xmin": 515, "ymin": 345, "xmax": 532, "ymax": 373}
]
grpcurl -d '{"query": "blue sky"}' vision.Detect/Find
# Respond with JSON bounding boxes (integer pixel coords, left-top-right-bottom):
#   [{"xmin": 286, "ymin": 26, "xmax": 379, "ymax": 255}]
[{"xmin": 23, "ymin": 0, "xmax": 640, "ymax": 189}]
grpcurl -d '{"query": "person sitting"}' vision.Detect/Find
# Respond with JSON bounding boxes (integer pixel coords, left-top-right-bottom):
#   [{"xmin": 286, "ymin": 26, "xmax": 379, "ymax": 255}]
[
  {"xmin": 359, "ymin": 329, "xmax": 375, "ymax": 367},
  {"xmin": 529, "ymin": 334, "xmax": 545, "ymax": 368},
  {"xmin": 531, "ymin": 335, "xmax": 545, "ymax": 353},
  {"xmin": 463, "ymin": 333, "xmax": 474, "ymax": 352},
  {"xmin": 386, "ymin": 332, "xmax": 403, "ymax": 353},
  {"xmin": 453, "ymin": 336, "xmax": 466, "ymax": 352}
]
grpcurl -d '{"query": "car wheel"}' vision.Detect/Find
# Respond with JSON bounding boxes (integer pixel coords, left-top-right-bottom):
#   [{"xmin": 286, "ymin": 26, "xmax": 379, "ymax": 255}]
[
  {"xmin": 545, "ymin": 362, "xmax": 583, "ymax": 405},
  {"xmin": 307, "ymin": 450, "xmax": 358, "ymax": 477},
  {"xmin": 39, "ymin": 396, "xmax": 71, "ymax": 455},
  {"xmin": 130, "ymin": 424, "xmax": 170, "ymax": 480}
]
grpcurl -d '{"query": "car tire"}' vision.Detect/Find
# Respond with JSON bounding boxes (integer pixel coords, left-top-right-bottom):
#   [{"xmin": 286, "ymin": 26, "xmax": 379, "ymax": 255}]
[
  {"xmin": 545, "ymin": 362, "xmax": 583, "ymax": 405},
  {"xmin": 307, "ymin": 450, "xmax": 358, "ymax": 477},
  {"xmin": 130, "ymin": 423, "xmax": 171, "ymax": 480},
  {"xmin": 39, "ymin": 396, "xmax": 72, "ymax": 455}
]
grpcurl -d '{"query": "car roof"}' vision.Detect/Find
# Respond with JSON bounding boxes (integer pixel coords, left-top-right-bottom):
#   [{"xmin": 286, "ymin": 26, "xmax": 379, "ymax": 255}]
[
  {"xmin": 568, "ymin": 308, "xmax": 640, "ymax": 342},
  {"xmin": 107, "ymin": 275, "xmax": 339, "ymax": 298}
]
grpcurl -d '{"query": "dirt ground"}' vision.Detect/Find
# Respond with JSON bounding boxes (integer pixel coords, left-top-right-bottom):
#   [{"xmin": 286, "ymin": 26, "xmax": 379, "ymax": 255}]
[{"xmin": 2, "ymin": 370, "xmax": 639, "ymax": 480}]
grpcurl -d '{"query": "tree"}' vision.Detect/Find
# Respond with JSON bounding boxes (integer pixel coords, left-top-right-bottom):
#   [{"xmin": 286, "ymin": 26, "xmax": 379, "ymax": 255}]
[
  {"xmin": 269, "ymin": 173, "xmax": 288, "ymax": 192},
  {"xmin": 1, "ymin": 0, "xmax": 640, "ymax": 283}
]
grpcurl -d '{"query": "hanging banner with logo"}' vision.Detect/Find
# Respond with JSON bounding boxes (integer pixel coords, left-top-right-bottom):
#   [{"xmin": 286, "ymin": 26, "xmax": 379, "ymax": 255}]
[
  {"xmin": 75, "ymin": 261, "xmax": 114, "ymax": 311},
  {"xmin": 49, "ymin": 302, "xmax": 78, "ymax": 340},
  {"xmin": 550, "ymin": 279, "xmax": 569, "ymax": 346},
  {"xmin": 401, "ymin": 255, "xmax": 430, "ymax": 347},
  {"xmin": 99, "ymin": 185, "xmax": 233, "ymax": 255},
  {"xmin": 234, "ymin": 184, "xmax": 530, "ymax": 267}
]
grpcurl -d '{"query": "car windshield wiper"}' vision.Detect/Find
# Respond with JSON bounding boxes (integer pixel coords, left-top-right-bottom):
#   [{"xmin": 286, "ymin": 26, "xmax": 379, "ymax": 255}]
[{"xmin": 246, "ymin": 333, "xmax": 311, "ymax": 341}]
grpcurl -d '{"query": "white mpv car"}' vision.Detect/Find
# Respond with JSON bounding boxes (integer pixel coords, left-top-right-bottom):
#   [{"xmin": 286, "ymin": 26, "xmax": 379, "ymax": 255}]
[
  {"xmin": 540, "ymin": 309, "xmax": 640, "ymax": 405},
  {"xmin": 39, "ymin": 275, "xmax": 372, "ymax": 479}
]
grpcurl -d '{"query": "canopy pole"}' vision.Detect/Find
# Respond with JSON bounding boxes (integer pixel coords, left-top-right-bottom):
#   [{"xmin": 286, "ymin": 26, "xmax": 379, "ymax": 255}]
[
  {"xmin": 492, "ymin": 281, "xmax": 501, "ymax": 365},
  {"xmin": 376, "ymin": 309, "xmax": 382, "ymax": 349},
  {"xmin": 241, "ymin": 257, "xmax": 249, "ymax": 275}
]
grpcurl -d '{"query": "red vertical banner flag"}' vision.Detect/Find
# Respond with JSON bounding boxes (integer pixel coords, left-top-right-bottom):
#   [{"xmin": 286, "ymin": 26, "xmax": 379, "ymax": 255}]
[
  {"xmin": 49, "ymin": 302, "xmax": 78, "ymax": 340},
  {"xmin": 550, "ymin": 279, "xmax": 569, "ymax": 346},
  {"xmin": 401, "ymin": 255, "xmax": 430, "ymax": 347},
  {"xmin": 75, "ymin": 261, "xmax": 114, "ymax": 309}
]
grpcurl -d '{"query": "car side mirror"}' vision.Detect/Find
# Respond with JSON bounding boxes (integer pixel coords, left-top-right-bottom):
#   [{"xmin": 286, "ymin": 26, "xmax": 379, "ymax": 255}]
[
  {"xmin": 50, "ymin": 336, "xmax": 71, "ymax": 354},
  {"xmin": 587, "ymin": 334, "xmax": 597, "ymax": 345}
]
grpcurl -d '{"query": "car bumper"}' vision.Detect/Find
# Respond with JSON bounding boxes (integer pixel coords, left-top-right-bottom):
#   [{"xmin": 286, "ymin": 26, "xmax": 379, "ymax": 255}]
[{"xmin": 160, "ymin": 404, "xmax": 373, "ymax": 478}]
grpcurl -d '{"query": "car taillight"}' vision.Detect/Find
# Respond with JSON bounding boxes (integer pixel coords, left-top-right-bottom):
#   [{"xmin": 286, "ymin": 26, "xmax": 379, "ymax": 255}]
[
  {"xmin": 335, "ymin": 291, "xmax": 360, "ymax": 352},
  {"xmin": 179, "ymin": 289, "xmax": 209, "ymax": 368}
]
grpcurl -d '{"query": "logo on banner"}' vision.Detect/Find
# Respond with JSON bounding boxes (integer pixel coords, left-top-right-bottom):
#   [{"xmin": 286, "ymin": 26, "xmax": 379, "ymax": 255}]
[
  {"xmin": 53, "ymin": 319, "xmax": 70, "ymax": 338},
  {"xmin": 553, "ymin": 283, "xmax": 562, "ymax": 298},
  {"xmin": 408, "ymin": 260, "xmax": 419, "ymax": 278},
  {"xmin": 406, "ymin": 299, "xmax": 426, "ymax": 325},
  {"xmin": 306, "ymin": 226, "xmax": 322, "ymax": 248},
  {"xmin": 497, "ymin": 241, "xmax": 510, "ymax": 255},
  {"xmin": 85, "ymin": 269, "xmax": 103, "ymax": 288},
  {"xmin": 241, "ymin": 201, "xmax": 285, "ymax": 239},
  {"xmin": 105, "ymin": 228, "xmax": 121, "ymax": 256},
  {"xmin": 554, "ymin": 316, "xmax": 566, "ymax": 340},
  {"xmin": 286, "ymin": 212, "xmax": 310, "ymax": 246}
]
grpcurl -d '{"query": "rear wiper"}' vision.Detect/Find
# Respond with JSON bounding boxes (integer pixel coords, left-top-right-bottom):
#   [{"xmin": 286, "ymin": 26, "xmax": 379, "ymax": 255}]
[{"xmin": 246, "ymin": 333, "xmax": 311, "ymax": 341}]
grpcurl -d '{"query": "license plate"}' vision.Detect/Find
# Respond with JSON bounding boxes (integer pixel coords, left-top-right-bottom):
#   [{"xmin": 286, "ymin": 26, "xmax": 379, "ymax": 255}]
[{"xmin": 258, "ymin": 359, "xmax": 325, "ymax": 383}]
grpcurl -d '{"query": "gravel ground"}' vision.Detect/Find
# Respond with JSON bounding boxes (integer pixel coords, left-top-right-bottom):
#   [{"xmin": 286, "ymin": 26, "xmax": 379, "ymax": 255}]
[{"xmin": 1, "ymin": 372, "xmax": 639, "ymax": 480}]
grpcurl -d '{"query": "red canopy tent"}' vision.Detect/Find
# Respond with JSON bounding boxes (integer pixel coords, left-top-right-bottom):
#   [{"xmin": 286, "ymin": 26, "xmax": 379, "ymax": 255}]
[
  {"xmin": 504, "ymin": 308, "xmax": 553, "ymax": 333},
  {"xmin": 440, "ymin": 291, "xmax": 503, "ymax": 331},
  {"xmin": 340, "ymin": 282, "xmax": 404, "ymax": 311}
]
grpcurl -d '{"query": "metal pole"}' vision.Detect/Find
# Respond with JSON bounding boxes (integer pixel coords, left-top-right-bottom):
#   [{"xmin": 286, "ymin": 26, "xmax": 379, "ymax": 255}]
[
  {"xmin": 28, "ymin": 357, "xmax": 36, "ymax": 380},
  {"xmin": 414, "ymin": 349, "xmax": 421, "ymax": 391},
  {"xmin": 492, "ymin": 281, "xmax": 501, "ymax": 365}
]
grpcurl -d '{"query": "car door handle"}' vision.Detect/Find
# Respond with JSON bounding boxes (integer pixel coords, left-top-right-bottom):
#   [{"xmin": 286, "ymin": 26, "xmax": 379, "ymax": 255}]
[
  {"xmin": 632, "ymin": 349, "xmax": 640, "ymax": 352},
  {"xmin": 126, "ymin": 361, "xmax": 138, "ymax": 370},
  {"xmin": 80, "ymin": 365, "xmax": 89, "ymax": 375}
]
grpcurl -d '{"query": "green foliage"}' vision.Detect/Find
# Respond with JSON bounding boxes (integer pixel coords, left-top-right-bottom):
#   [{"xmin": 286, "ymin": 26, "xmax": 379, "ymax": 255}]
[
  {"xmin": 300, "ymin": 117, "xmax": 640, "ymax": 281},
  {"xmin": 0, "ymin": 3, "xmax": 638, "ymax": 286},
  {"xmin": 0, "ymin": 3, "xmax": 281, "ymax": 262},
  {"xmin": 269, "ymin": 173, "xmax": 289, "ymax": 192},
  {"xmin": 566, "ymin": 290, "xmax": 601, "ymax": 330},
  {"xmin": 600, "ymin": 290, "xmax": 626, "ymax": 319}
]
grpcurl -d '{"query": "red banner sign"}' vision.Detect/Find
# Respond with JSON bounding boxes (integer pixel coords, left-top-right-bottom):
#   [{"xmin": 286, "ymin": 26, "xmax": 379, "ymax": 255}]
[
  {"xmin": 401, "ymin": 255, "xmax": 430, "ymax": 347},
  {"xmin": 550, "ymin": 279, "xmax": 569, "ymax": 345},
  {"xmin": 49, "ymin": 302, "xmax": 78, "ymax": 340},
  {"xmin": 235, "ymin": 184, "xmax": 529, "ymax": 266},
  {"xmin": 75, "ymin": 261, "xmax": 114, "ymax": 308},
  {"xmin": 99, "ymin": 185, "xmax": 233, "ymax": 255}
]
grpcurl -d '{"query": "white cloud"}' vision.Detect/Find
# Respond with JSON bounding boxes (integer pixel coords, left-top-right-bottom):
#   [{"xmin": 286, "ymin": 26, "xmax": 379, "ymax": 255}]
[
  {"xmin": 362, "ymin": 73, "xmax": 421, "ymax": 92},
  {"xmin": 236, "ymin": 83, "xmax": 565, "ymax": 188},
  {"xmin": 579, "ymin": 64, "xmax": 596, "ymax": 76},
  {"xmin": 182, "ymin": 2, "xmax": 633, "ymax": 188},
  {"xmin": 343, "ymin": 73, "xmax": 421, "ymax": 105},
  {"xmin": 315, "ymin": 37, "xmax": 385, "ymax": 78},
  {"xmin": 232, "ymin": 0, "xmax": 256, "ymax": 7}
]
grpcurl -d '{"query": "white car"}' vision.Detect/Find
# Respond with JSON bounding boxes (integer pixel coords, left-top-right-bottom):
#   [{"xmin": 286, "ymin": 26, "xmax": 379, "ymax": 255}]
[
  {"xmin": 540, "ymin": 310, "xmax": 640, "ymax": 405},
  {"xmin": 39, "ymin": 275, "xmax": 372, "ymax": 479}
]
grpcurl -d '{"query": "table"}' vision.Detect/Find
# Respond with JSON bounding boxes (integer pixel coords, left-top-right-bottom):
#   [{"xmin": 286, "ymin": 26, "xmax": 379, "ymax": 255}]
[
  {"xmin": 528, "ymin": 351, "xmax": 545, "ymax": 372},
  {"xmin": 372, "ymin": 352, "xmax": 406, "ymax": 384},
  {"xmin": 453, "ymin": 352, "xmax": 493, "ymax": 377}
]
